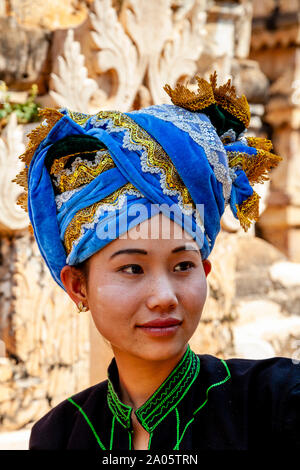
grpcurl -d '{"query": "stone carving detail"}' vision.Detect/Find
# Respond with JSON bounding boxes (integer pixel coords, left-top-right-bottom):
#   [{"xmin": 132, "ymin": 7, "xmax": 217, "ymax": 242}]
[
  {"xmin": 250, "ymin": 0, "xmax": 300, "ymax": 260},
  {"xmin": 50, "ymin": 29, "xmax": 99, "ymax": 113},
  {"xmin": 2, "ymin": 0, "xmax": 92, "ymax": 31},
  {"xmin": 51, "ymin": 0, "xmax": 209, "ymax": 112},
  {"xmin": 89, "ymin": 0, "xmax": 140, "ymax": 111},
  {"xmin": 0, "ymin": 113, "xmax": 28, "ymax": 232}
]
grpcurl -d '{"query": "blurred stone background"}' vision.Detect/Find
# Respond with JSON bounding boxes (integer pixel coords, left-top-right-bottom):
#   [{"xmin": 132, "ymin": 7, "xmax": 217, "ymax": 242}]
[{"xmin": 0, "ymin": 0, "xmax": 300, "ymax": 448}]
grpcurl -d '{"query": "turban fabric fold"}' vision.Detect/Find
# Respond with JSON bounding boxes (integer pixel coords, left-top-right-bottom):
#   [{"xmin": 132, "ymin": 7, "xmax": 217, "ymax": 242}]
[{"xmin": 13, "ymin": 72, "xmax": 282, "ymax": 291}]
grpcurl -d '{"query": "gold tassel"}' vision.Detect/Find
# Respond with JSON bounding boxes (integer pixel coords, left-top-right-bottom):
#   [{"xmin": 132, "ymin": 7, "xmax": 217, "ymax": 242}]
[
  {"xmin": 227, "ymin": 149, "xmax": 283, "ymax": 185},
  {"xmin": 13, "ymin": 167, "xmax": 29, "ymax": 191},
  {"xmin": 210, "ymin": 71, "xmax": 250, "ymax": 128},
  {"xmin": 14, "ymin": 194, "xmax": 34, "ymax": 234},
  {"xmin": 15, "ymin": 192, "xmax": 28, "ymax": 212},
  {"xmin": 11, "ymin": 107, "xmax": 64, "ymax": 214},
  {"xmin": 236, "ymin": 191, "xmax": 260, "ymax": 231},
  {"xmin": 246, "ymin": 136, "xmax": 273, "ymax": 152},
  {"xmin": 163, "ymin": 76, "xmax": 215, "ymax": 111},
  {"xmin": 18, "ymin": 108, "xmax": 64, "ymax": 166},
  {"xmin": 164, "ymin": 70, "xmax": 251, "ymax": 128}
]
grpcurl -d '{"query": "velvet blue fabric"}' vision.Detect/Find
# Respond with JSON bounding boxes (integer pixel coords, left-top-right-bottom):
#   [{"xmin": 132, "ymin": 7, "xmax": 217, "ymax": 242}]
[
  {"xmin": 27, "ymin": 105, "xmax": 256, "ymax": 291},
  {"xmin": 125, "ymin": 111, "xmax": 224, "ymax": 250}
]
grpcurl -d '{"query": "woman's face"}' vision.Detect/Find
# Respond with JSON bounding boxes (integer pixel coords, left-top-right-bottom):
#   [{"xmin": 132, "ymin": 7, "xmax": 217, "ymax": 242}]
[{"xmin": 62, "ymin": 213, "xmax": 211, "ymax": 363}]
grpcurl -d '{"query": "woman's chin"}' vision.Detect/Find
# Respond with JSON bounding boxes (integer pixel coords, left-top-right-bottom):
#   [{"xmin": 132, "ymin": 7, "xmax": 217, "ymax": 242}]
[{"xmin": 117, "ymin": 340, "xmax": 188, "ymax": 363}]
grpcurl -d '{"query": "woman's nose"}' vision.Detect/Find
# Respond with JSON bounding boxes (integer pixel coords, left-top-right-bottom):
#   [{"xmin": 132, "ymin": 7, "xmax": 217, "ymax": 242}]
[{"xmin": 146, "ymin": 275, "xmax": 178, "ymax": 312}]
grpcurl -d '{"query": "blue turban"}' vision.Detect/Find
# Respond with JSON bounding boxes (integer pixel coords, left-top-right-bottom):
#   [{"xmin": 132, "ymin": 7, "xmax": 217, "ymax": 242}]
[{"xmin": 13, "ymin": 72, "xmax": 282, "ymax": 292}]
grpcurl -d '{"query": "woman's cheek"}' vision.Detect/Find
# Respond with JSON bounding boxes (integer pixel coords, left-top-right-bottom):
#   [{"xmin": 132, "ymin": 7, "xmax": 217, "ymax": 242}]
[
  {"xmin": 181, "ymin": 276, "xmax": 207, "ymax": 310},
  {"xmin": 89, "ymin": 282, "xmax": 141, "ymax": 321}
]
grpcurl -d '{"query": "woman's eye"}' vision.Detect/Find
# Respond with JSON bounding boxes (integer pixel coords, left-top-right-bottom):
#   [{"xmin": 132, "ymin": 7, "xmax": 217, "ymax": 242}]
[
  {"xmin": 118, "ymin": 262, "xmax": 195, "ymax": 274},
  {"xmin": 119, "ymin": 264, "xmax": 143, "ymax": 274},
  {"xmin": 174, "ymin": 261, "xmax": 195, "ymax": 272}
]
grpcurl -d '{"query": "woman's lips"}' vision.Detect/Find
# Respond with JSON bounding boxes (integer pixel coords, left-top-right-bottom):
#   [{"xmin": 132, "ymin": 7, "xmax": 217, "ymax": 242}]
[
  {"xmin": 138, "ymin": 318, "xmax": 182, "ymax": 328},
  {"xmin": 137, "ymin": 318, "xmax": 182, "ymax": 337}
]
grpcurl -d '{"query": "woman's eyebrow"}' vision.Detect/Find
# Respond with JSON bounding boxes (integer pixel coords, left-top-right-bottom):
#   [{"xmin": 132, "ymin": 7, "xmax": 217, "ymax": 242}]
[
  {"xmin": 110, "ymin": 245, "xmax": 200, "ymax": 259},
  {"xmin": 172, "ymin": 245, "xmax": 200, "ymax": 255},
  {"xmin": 110, "ymin": 248, "xmax": 147, "ymax": 259}
]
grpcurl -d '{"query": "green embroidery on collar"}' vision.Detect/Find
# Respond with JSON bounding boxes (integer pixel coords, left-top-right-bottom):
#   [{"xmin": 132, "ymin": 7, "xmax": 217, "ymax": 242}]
[
  {"xmin": 173, "ymin": 358, "xmax": 231, "ymax": 450},
  {"xmin": 135, "ymin": 346, "xmax": 200, "ymax": 432},
  {"xmin": 107, "ymin": 345, "xmax": 200, "ymax": 433},
  {"xmin": 68, "ymin": 353, "xmax": 231, "ymax": 450},
  {"xmin": 107, "ymin": 379, "xmax": 132, "ymax": 430}
]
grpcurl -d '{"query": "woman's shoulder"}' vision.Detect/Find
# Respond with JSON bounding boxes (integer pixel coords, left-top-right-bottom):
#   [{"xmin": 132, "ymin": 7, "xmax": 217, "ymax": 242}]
[
  {"xmin": 196, "ymin": 352, "xmax": 300, "ymax": 430},
  {"xmin": 197, "ymin": 352, "xmax": 300, "ymax": 389},
  {"xmin": 193, "ymin": 353, "xmax": 299, "ymax": 447},
  {"xmin": 29, "ymin": 378, "xmax": 108, "ymax": 449}
]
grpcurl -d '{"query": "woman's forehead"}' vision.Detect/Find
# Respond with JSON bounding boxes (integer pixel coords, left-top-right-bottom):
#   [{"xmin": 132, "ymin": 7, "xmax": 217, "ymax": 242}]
[
  {"xmin": 91, "ymin": 214, "xmax": 198, "ymax": 262},
  {"xmin": 119, "ymin": 213, "xmax": 194, "ymax": 242}
]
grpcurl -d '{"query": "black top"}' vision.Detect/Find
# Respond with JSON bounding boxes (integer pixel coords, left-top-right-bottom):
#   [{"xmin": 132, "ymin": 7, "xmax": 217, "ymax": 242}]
[{"xmin": 29, "ymin": 345, "xmax": 300, "ymax": 450}]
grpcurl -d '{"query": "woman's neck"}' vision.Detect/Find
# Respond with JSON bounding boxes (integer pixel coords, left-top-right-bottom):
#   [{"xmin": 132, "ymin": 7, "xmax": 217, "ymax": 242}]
[{"xmin": 112, "ymin": 345, "xmax": 188, "ymax": 410}]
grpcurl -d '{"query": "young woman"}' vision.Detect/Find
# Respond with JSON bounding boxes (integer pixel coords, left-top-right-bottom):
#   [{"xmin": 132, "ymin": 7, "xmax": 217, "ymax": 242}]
[{"xmin": 13, "ymin": 72, "xmax": 299, "ymax": 450}]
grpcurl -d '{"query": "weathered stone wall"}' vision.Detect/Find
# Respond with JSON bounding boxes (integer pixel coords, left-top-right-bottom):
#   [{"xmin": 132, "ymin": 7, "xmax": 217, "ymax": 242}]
[
  {"xmin": 0, "ymin": 231, "xmax": 90, "ymax": 430},
  {"xmin": 250, "ymin": 0, "xmax": 300, "ymax": 261},
  {"xmin": 190, "ymin": 231, "xmax": 300, "ymax": 361}
]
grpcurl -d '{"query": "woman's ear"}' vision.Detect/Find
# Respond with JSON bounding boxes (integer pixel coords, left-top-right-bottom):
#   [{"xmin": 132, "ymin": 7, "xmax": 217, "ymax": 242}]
[
  {"xmin": 60, "ymin": 265, "xmax": 88, "ymax": 307},
  {"xmin": 202, "ymin": 259, "xmax": 212, "ymax": 277}
]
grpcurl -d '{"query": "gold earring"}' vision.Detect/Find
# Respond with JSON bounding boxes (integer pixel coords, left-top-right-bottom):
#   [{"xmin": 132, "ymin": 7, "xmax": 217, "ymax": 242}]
[{"xmin": 77, "ymin": 301, "xmax": 88, "ymax": 313}]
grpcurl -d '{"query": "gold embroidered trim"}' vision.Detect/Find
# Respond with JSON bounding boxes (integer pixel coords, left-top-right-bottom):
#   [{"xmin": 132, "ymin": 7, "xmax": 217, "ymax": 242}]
[
  {"xmin": 12, "ymin": 107, "xmax": 65, "ymax": 232},
  {"xmin": 227, "ymin": 149, "xmax": 283, "ymax": 186},
  {"xmin": 94, "ymin": 111, "xmax": 194, "ymax": 207},
  {"xmin": 236, "ymin": 191, "xmax": 260, "ymax": 231},
  {"xmin": 67, "ymin": 110, "xmax": 91, "ymax": 126},
  {"xmin": 164, "ymin": 71, "xmax": 250, "ymax": 128},
  {"xmin": 50, "ymin": 151, "xmax": 99, "ymax": 175},
  {"xmin": 64, "ymin": 183, "xmax": 137, "ymax": 254},
  {"xmin": 56, "ymin": 152, "xmax": 115, "ymax": 193}
]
